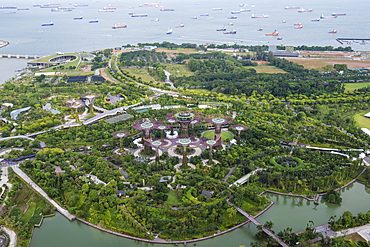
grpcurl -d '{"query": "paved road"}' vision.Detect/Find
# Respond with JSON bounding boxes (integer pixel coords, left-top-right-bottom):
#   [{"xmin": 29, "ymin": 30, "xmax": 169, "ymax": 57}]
[
  {"xmin": 333, "ymin": 223, "xmax": 370, "ymax": 242},
  {"xmin": 12, "ymin": 166, "xmax": 75, "ymax": 221}
]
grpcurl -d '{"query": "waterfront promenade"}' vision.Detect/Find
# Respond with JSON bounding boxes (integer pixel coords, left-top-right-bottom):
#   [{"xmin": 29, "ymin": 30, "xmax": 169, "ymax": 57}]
[{"xmin": 11, "ymin": 166, "xmax": 75, "ymax": 221}]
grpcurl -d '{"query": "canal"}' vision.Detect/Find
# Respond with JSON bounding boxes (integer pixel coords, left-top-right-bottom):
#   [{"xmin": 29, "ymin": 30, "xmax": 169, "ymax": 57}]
[{"xmin": 29, "ymin": 182, "xmax": 370, "ymax": 247}]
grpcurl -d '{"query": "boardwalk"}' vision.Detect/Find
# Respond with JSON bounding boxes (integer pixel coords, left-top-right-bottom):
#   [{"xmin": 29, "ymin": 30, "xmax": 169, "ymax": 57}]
[
  {"xmin": 227, "ymin": 200, "xmax": 290, "ymax": 247},
  {"xmin": 12, "ymin": 166, "xmax": 75, "ymax": 221}
]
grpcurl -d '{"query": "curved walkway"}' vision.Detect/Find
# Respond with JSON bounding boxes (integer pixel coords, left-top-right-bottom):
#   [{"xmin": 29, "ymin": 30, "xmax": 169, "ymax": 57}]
[{"xmin": 0, "ymin": 227, "xmax": 16, "ymax": 247}]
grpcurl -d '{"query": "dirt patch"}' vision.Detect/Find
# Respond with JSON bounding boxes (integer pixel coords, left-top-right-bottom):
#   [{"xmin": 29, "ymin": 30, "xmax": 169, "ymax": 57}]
[
  {"xmin": 255, "ymin": 61, "xmax": 269, "ymax": 65},
  {"xmin": 286, "ymin": 58, "xmax": 370, "ymax": 69}
]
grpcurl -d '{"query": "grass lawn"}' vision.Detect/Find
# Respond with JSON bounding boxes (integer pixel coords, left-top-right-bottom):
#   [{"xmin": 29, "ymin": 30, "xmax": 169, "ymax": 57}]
[
  {"xmin": 164, "ymin": 191, "xmax": 182, "ymax": 207},
  {"xmin": 203, "ymin": 131, "xmax": 233, "ymax": 141},
  {"xmin": 354, "ymin": 111, "xmax": 370, "ymax": 129},
  {"xmin": 122, "ymin": 68, "xmax": 158, "ymax": 83},
  {"xmin": 249, "ymin": 65, "xmax": 287, "ymax": 73},
  {"xmin": 344, "ymin": 82, "xmax": 370, "ymax": 92},
  {"xmin": 163, "ymin": 64, "xmax": 195, "ymax": 77},
  {"xmin": 345, "ymin": 232, "xmax": 367, "ymax": 243}
]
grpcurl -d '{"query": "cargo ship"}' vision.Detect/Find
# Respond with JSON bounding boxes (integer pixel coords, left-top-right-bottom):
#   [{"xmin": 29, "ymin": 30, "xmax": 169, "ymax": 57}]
[
  {"xmin": 228, "ymin": 16, "xmax": 237, "ymax": 19},
  {"xmin": 175, "ymin": 23, "xmax": 184, "ymax": 28},
  {"xmin": 131, "ymin": 13, "xmax": 148, "ymax": 17},
  {"xmin": 328, "ymin": 29, "xmax": 337, "ymax": 33},
  {"xmin": 212, "ymin": 8, "xmax": 222, "ymax": 11},
  {"xmin": 224, "ymin": 29, "xmax": 236, "ymax": 34},
  {"xmin": 231, "ymin": 11, "xmax": 241, "ymax": 14},
  {"xmin": 160, "ymin": 9, "xmax": 174, "ymax": 11},
  {"xmin": 251, "ymin": 14, "xmax": 269, "ymax": 18},
  {"xmin": 320, "ymin": 14, "xmax": 337, "ymax": 19},
  {"xmin": 41, "ymin": 21, "xmax": 54, "ymax": 26},
  {"xmin": 240, "ymin": 8, "xmax": 251, "ymax": 12},
  {"xmin": 0, "ymin": 6, "xmax": 17, "ymax": 9},
  {"xmin": 89, "ymin": 19, "xmax": 98, "ymax": 23},
  {"xmin": 74, "ymin": 4, "xmax": 88, "ymax": 7},
  {"xmin": 284, "ymin": 6, "xmax": 300, "ymax": 10},
  {"xmin": 216, "ymin": 27, "xmax": 226, "ymax": 31},
  {"xmin": 166, "ymin": 28, "xmax": 173, "ymax": 34},
  {"xmin": 294, "ymin": 25, "xmax": 303, "ymax": 29},
  {"xmin": 298, "ymin": 8, "xmax": 313, "ymax": 13},
  {"xmin": 112, "ymin": 23, "xmax": 127, "ymax": 29},
  {"xmin": 265, "ymin": 30, "xmax": 279, "ymax": 36},
  {"xmin": 74, "ymin": 16, "xmax": 83, "ymax": 19},
  {"xmin": 332, "ymin": 13, "xmax": 346, "ymax": 16}
]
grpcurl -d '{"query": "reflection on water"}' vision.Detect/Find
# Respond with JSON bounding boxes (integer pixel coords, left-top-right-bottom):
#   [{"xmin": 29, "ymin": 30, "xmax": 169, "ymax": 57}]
[
  {"xmin": 30, "ymin": 183, "xmax": 370, "ymax": 247},
  {"xmin": 0, "ymin": 58, "xmax": 29, "ymax": 84}
]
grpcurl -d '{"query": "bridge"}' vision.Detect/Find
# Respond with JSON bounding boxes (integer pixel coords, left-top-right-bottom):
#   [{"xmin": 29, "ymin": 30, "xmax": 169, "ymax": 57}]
[
  {"xmin": 0, "ymin": 54, "xmax": 41, "ymax": 59},
  {"xmin": 227, "ymin": 200, "xmax": 290, "ymax": 247}
]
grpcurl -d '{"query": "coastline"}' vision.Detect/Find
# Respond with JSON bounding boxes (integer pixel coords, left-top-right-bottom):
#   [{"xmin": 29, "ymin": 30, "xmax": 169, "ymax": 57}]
[{"xmin": 73, "ymin": 200, "xmax": 275, "ymax": 244}]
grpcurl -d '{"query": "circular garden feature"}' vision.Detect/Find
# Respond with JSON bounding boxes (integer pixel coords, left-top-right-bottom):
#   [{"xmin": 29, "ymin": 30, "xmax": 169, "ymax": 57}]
[{"xmin": 270, "ymin": 156, "xmax": 304, "ymax": 170}]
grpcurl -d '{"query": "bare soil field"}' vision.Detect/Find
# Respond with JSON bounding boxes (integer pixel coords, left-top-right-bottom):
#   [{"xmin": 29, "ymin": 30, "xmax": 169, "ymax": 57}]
[{"xmin": 286, "ymin": 57, "xmax": 370, "ymax": 69}]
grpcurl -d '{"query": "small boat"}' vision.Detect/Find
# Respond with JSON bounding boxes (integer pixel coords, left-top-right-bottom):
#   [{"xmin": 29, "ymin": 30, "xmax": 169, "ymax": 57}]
[
  {"xmin": 277, "ymin": 37, "xmax": 282, "ymax": 40},
  {"xmin": 328, "ymin": 29, "xmax": 337, "ymax": 33},
  {"xmin": 216, "ymin": 27, "xmax": 226, "ymax": 31},
  {"xmin": 175, "ymin": 23, "xmax": 184, "ymax": 28},
  {"xmin": 166, "ymin": 27, "xmax": 172, "ymax": 34},
  {"xmin": 265, "ymin": 30, "xmax": 279, "ymax": 36},
  {"xmin": 112, "ymin": 23, "xmax": 127, "ymax": 29},
  {"xmin": 212, "ymin": 8, "xmax": 222, "ymax": 11},
  {"xmin": 298, "ymin": 8, "xmax": 313, "ymax": 13},
  {"xmin": 41, "ymin": 21, "xmax": 54, "ymax": 26},
  {"xmin": 231, "ymin": 11, "xmax": 241, "ymax": 14},
  {"xmin": 332, "ymin": 13, "xmax": 346, "ymax": 16},
  {"xmin": 151, "ymin": 18, "xmax": 159, "ymax": 22},
  {"xmin": 257, "ymin": 27, "xmax": 263, "ymax": 31},
  {"xmin": 240, "ymin": 8, "xmax": 251, "ymax": 12},
  {"xmin": 226, "ymin": 22, "xmax": 233, "ymax": 26},
  {"xmin": 74, "ymin": 16, "xmax": 83, "ymax": 19},
  {"xmin": 200, "ymin": 13, "xmax": 209, "ymax": 16},
  {"xmin": 224, "ymin": 29, "xmax": 236, "ymax": 34},
  {"xmin": 311, "ymin": 18, "xmax": 320, "ymax": 21},
  {"xmin": 294, "ymin": 25, "xmax": 303, "ymax": 29},
  {"xmin": 89, "ymin": 19, "xmax": 98, "ymax": 23},
  {"xmin": 74, "ymin": 4, "xmax": 88, "ymax": 7},
  {"xmin": 280, "ymin": 20, "xmax": 286, "ymax": 23},
  {"xmin": 251, "ymin": 14, "xmax": 269, "ymax": 18},
  {"xmin": 228, "ymin": 16, "xmax": 237, "ymax": 19},
  {"xmin": 160, "ymin": 8, "xmax": 174, "ymax": 11},
  {"xmin": 190, "ymin": 16, "xmax": 197, "ymax": 19},
  {"xmin": 17, "ymin": 8, "xmax": 29, "ymax": 10}
]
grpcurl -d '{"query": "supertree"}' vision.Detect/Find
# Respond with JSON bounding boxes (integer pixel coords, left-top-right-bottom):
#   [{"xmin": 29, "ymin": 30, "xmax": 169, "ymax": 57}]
[
  {"xmin": 166, "ymin": 118, "xmax": 177, "ymax": 136},
  {"xmin": 189, "ymin": 119, "xmax": 201, "ymax": 141},
  {"xmin": 112, "ymin": 131, "xmax": 130, "ymax": 152},
  {"xmin": 132, "ymin": 119, "xmax": 158, "ymax": 156},
  {"xmin": 177, "ymin": 138, "xmax": 192, "ymax": 167},
  {"xmin": 204, "ymin": 114, "xmax": 233, "ymax": 141},
  {"xmin": 81, "ymin": 94, "xmax": 100, "ymax": 116},
  {"xmin": 201, "ymin": 138, "xmax": 222, "ymax": 165},
  {"xmin": 231, "ymin": 124, "xmax": 248, "ymax": 144},
  {"xmin": 166, "ymin": 111, "xmax": 202, "ymax": 138},
  {"xmin": 63, "ymin": 99, "xmax": 85, "ymax": 123},
  {"xmin": 149, "ymin": 140, "xmax": 162, "ymax": 163}
]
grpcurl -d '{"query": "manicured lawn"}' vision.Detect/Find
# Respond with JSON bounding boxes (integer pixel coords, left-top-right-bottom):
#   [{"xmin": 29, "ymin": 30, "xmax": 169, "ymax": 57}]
[
  {"xmin": 354, "ymin": 111, "xmax": 370, "ymax": 129},
  {"xmin": 203, "ymin": 130, "xmax": 233, "ymax": 141},
  {"xmin": 163, "ymin": 64, "xmax": 195, "ymax": 77},
  {"xmin": 344, "ymin": 82, "xmax": 370, "ymax": 92},
  {"xmin": 122, "ymin": 68, "xmax": 157, "ymax": 83},
  {"xmin": 164, "ymin": 190, "xmax": 182, "ymax": 206},
  {"xmin": 249, "ymin": 65, "xmax": 287, "ymax": 73}
]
